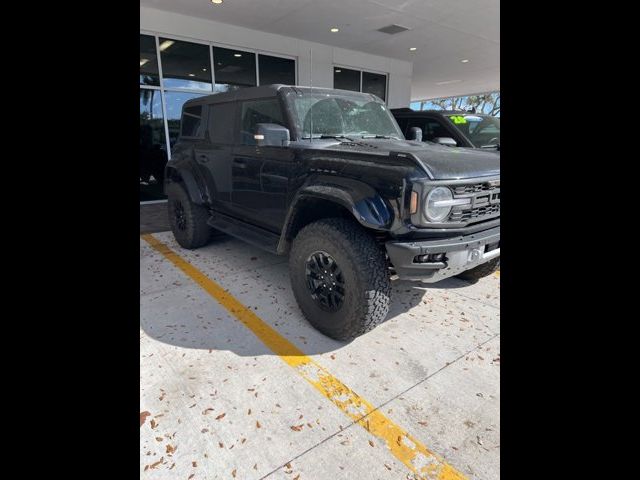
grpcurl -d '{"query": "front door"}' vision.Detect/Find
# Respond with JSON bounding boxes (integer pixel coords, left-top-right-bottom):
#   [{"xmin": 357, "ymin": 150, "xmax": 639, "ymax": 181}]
[{"xmin": 232, "ymin": 98, "xmax": 292, "ymax": 232}]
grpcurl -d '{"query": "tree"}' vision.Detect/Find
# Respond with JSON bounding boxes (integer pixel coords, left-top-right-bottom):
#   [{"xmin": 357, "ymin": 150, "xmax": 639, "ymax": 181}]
[{"xmin": 420, "ymin": 91, "xmax": 500, "ymax": 116}]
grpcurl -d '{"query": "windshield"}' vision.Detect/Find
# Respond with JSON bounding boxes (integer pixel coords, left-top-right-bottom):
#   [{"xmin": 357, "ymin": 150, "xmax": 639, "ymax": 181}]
[
  {"xmin": 285, "ymin": 92, "xmax": 402, "ymax": 140},
  {"xmin": 446, "ymin": 114, "xmax": 500, "ymax": 148}
]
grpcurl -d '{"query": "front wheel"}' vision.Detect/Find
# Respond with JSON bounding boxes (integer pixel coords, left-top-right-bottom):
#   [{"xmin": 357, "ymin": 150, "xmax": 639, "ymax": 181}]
[{"xmin": 289, "ymin": 218, "xmax": 391, "ymax": 340}]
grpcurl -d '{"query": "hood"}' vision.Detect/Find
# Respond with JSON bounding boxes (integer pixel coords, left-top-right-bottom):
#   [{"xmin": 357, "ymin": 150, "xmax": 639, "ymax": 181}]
[{"xmin": 326, "ymin": 139, "xmax": 500, "ymax": 180}]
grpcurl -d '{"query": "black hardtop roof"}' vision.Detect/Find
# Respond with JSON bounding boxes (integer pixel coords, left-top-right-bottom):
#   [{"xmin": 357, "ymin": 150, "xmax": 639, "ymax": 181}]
[
  {"xmin": 392, "ymin": 108, "xmax": 493, "ymax": 117},
  {"xmin": 184, "ymin": 84, "xmax": 380, "ymax": 107}
]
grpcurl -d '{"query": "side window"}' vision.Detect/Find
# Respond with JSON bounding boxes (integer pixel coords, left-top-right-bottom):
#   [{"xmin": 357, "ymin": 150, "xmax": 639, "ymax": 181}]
[
  {"xmin": 181, "ymin": 105, "xmax": 203, "ymax": 137},
  {"xmin": 240, "ymin": 99, "xmax": 285, "ymax": 145},
  {"xmin": 208, "ymin": 102, "xmax": 237, "ymax": 144},
  {"xmin": 407, "ymin": 118, "xmax": 453, "ymax": 143}
]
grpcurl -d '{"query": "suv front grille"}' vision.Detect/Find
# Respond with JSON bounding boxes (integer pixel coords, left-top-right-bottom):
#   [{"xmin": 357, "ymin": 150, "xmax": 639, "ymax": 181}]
[
  {"xmin": 449, "ymin": 204, "xmax": 500, "ymax": 222},
  {"xmin": 453, "ymin": 183, "xmax": 495, "ymax": 194},
  {"xmin": 448, "ymin": 181, "xmax": 500, "ymax": 223}
]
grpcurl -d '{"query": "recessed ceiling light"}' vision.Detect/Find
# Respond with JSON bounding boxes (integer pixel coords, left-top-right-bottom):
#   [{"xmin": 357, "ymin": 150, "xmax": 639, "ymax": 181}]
[
  {"xmin": 330, "ymin": 27, "xmax": 339, "ymax": 33},
  {"xmin": 211, "ymin": 0, "xmax": 223, "ymax": 4},
  {"xmin": 409, "ymin": 47, "xmax": 417, "ymax": 51},
  {"xmin": 202, "ymin": 68, "xmax": 207, "ymax": 71},
  {"xmin": 234, "ymin": 53, "xmax": 242, "ymax": 57},
  {"xmin": 159, "ymin": 40, "xmax": 174, "ymax": 51},
  {"xmin": 335, "ymin": 69, "xmax": 341, "ymax": 73},
  {"xmin": 140, "ymin": 58, "xmax": 149, "ymax": 66},
  {"xmin": 460, "ymin": 59, "xmax": 470, "ymax": 63},
  {"xmin": 188, "ymin": 73, "xmax": 195, "ymax": 77}
]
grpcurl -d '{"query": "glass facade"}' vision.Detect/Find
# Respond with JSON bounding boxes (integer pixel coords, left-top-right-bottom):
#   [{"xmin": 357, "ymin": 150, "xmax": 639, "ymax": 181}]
[
  {"xmin": 139, "ymin": 33, "xmax": 297, "ymax": 202},
  {"xmin": 333, "ymin": 67, "xmax": 387, "ymax": 102}
]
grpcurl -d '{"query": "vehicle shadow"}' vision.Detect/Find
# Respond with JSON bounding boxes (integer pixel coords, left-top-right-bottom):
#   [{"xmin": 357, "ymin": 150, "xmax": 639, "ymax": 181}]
[
  {"xmin": 139, "ymin": 274, "xmax": 444, "ymax": 358},
  {"xmin": 140, "ymin": 233, "xmax": 483, "ymax": 358}
]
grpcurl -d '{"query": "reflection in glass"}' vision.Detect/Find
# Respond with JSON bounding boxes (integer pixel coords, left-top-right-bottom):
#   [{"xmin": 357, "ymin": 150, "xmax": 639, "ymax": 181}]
[
  {"xmin": 140, "ymin": 89, "xmax": 167, "ymax": 201},
  {"xmin": 213, "ymin": 47, "xmax": 256, "ymax": 91},
  {"xmin": 159, "ymin": 38, "xmax": 212, "ymax": 91},
  {"xmin": 333, "ymin": 67, "xmax": 360, "ymax": 92},
  {"xmin": 140, "ymin": 35, "xmax": 160, "ymax": 86},
  {"xmin": 362, "ymin": 71, "xmax": 386, "ymax": 101},
  {"xmin": 164, "ymin": 91, "xmax": 208, "ymax": 152},
  {"xmin": 259, "ymin": 55, "xmax": 295, "ymax": 86}
]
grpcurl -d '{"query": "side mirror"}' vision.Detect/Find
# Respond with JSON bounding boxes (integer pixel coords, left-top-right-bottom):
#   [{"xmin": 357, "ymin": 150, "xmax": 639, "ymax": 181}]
[
  {"xmin": 434, "ymin": 137, "xmax": 457, "ymax": 147},
  {"xmin": 407, "ymin": 126, "xmax": 422, "ymax": 142},
  {"xmin": 255, "ymin": 123, "xmax": 290, "ymax": 147}
]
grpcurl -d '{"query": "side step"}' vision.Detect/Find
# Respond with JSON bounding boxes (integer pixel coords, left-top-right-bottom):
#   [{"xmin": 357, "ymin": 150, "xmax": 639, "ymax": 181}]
[{"xmin": 207, "ymin": 213, "xmax": 281, "ymax": 254}]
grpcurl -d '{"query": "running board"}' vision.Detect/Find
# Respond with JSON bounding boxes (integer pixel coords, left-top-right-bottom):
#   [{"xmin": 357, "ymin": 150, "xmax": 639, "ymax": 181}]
[{"xmin": 207, "ymin": 213, "xmax": 280, "ymax": 254}]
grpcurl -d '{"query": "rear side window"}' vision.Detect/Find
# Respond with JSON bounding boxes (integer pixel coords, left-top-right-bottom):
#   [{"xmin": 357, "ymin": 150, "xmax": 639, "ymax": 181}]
[
  {"xmin": 240, "ymin": 99, "xmax": 285, "ymax": 145},
  {"xmin": 208, "ymin": 102, "xmax": 236, "ymax": 144},
  {"xmin": 181, "ymin": 105, "xmax": 203, "ymax": 137}
]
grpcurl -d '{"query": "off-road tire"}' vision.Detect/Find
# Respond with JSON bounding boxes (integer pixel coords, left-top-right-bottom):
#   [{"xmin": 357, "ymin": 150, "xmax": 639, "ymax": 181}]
[
  {"xmin": 289, "ymin": 218, "xmax": 391, "ymax": 340},
  {"xmin": 456, "ymin": 257, "xmax": 500, "ymax": 283},
  {"xmin": 167, "ymin": 182, "xmax": 212, "ymax": 249}
]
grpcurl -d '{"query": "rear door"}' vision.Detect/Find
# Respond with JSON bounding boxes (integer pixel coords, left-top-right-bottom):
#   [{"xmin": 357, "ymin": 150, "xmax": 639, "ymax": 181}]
[{"xmin": 197, "ymin": 101, "xmax": 237, "ymax": 214}]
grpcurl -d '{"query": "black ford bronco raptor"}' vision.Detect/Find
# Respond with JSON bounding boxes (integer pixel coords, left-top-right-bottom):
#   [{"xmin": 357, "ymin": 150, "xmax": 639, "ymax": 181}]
[{"xmin": 165, "ymin": 85, "xmax": 500, "ymax": 340}]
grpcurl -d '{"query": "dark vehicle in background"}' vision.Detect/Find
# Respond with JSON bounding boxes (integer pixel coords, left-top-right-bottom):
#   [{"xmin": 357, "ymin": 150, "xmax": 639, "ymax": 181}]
[
  {"xmin": 165, "ymin": 85, "xmax": 500, "ymax": 340},
  {"xmin": 392, "ymin": 108, "xmax": 500, "ymax": 151}
]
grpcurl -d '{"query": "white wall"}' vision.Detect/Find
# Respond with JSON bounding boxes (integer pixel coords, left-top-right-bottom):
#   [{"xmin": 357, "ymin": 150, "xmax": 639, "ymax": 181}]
[{"xmin": 140, "ymin": 6, "xmax": 413, "ymax": 108}]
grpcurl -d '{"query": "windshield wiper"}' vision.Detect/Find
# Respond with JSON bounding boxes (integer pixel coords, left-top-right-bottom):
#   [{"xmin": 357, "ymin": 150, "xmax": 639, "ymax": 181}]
[
  {"xmin": 360, "ymin": 134, "xmax": 401, "ymax": 140},
  {"xmin": 301, "ymin": 134, "xmax": 356, "ymax": 141}
]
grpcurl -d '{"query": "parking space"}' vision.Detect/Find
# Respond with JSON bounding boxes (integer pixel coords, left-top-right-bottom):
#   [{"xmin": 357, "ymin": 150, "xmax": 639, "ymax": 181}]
[{"xmin": 140, "ymin": 231, "xmax": 500, "ymax": 480}]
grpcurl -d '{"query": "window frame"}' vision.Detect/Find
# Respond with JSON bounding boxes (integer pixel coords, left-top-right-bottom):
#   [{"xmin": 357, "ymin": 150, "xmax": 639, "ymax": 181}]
[{"xmin": 332, "ymin": 64, "xmax": 389, "ymax": 103}]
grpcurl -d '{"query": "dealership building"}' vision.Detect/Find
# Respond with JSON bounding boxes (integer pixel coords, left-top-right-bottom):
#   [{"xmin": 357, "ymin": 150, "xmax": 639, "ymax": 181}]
[{"xmin": 140, "ymin": 1, "xmax": 499, "ymax": 202}]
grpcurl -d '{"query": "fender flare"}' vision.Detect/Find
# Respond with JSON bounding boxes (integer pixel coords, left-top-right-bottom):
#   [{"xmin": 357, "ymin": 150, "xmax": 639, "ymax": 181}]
[
  {"xmin": 277, "ymin": 180, "xmax": 393, "ymax": 253},
  {"xmin": 166, "ymin": 167, "xmax": 206, "ymax": 205}
]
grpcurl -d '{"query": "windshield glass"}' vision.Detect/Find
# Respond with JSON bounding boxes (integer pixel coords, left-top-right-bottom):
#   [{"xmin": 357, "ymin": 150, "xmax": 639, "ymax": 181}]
[
  {"xmin": 446, "ymin": 114, "xmax": 500, "ymax": 147},
  {"xmin": 285, "ymin": 92, "xmax": 402, "ymax": 139}
]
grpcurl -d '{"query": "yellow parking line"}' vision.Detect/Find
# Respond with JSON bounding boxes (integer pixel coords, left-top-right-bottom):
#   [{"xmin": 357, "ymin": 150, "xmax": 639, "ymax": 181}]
[{"xmin": 142, "ymin": 234, "xmax": 467, "ymax": 480}]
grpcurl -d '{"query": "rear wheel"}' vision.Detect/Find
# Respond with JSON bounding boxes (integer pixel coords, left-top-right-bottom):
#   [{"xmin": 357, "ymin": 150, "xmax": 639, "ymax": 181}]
[
  {"xmin": 289, "ymin": 218, "xmax": 391, "ymax": 340},
  {"xmin": 456, "ymin": 257, "xmax": 500, "ymax": 283},
  {"xmin": 166, "ymin": 182, "xmax": 212, "ymax": 249}
]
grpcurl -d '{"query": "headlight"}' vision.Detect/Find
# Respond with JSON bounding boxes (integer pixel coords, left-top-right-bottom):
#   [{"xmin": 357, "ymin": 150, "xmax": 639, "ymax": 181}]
[{"xmin": 425, "ymin": 187, "xmax": 453, "ymax": 222}]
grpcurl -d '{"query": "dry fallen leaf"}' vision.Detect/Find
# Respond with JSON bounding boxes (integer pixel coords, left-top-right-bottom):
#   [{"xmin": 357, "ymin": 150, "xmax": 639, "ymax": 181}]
[
  {"xmin": 384, "ymin": 464, "xmax": 392, "ymax": 471},
  {"xmin": 150, "ymin": 419, "xmax": 158, "ymax": 429},
  {"xmin": 418, "ymin": 421, "xmax": 428, "ymax": 427},
  {"xmin": 232, "ymin": 468, "xmax": 237, "ymax": 478},
  {"xmin": 165, "ymin": 444, "xmax": 176, "ymax": 454},
  {"xmin": 203, "ymin": 408, "xmax": 214, "ymax": 415},
  {"xmin": 218, "ymin": 442, "xmax": 224, "ymax": 448},
  {"xmin": 290, "ymin": 425, "xmax": 304, "ymax": 432},
  {"xmin": 140, "ymin": 411, "xmax": 151, "ymax": 427},
  {"xmin": 368, "ymin": 440, "xmax": 375, "ymax": 447},
  {"xmin": 148, "ymin": 457, "xmax": 164, "ymax": 470},
  {"xmin": 215, "ymin": 413, "xmax": 226, "ymax": 420},
  {"xmin": 192, "ymin": 461, "xmax": 197, "ymax": 467},
  {"xmin": 256, "ymin": 421, "xmax": 261, "ymax": 428}
]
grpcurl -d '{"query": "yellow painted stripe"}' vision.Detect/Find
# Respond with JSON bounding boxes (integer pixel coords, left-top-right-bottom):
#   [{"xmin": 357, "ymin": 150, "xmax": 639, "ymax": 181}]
[{"xmin": 142, "ymin": 234, "xmax": 467, "ymax": 480}]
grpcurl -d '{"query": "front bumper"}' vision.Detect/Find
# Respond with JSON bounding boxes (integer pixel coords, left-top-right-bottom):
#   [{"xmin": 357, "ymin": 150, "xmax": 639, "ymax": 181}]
[{"xmin": 386, "ymin": 226, "xmax": 500, "ymax": 282}]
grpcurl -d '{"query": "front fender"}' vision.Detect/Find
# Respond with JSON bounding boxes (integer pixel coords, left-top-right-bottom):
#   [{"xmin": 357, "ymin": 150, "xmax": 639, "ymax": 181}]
[
  {"xmin": 277, "ymin": 177, "xmax": 394, "ymax": 254},
  {"xmin": 297, "ymin": 182, "xmax": 393, "ymax": 229}
]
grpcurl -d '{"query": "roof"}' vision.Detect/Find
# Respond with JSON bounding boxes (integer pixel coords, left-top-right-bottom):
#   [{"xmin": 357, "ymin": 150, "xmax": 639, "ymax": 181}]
[
  {"xmin": 391, "ymin": 108, "xmax": 492, "ymax": 117},
  {"xmin": 185, "ymin": 84, "xmax": 379, "ymax": 107}
]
